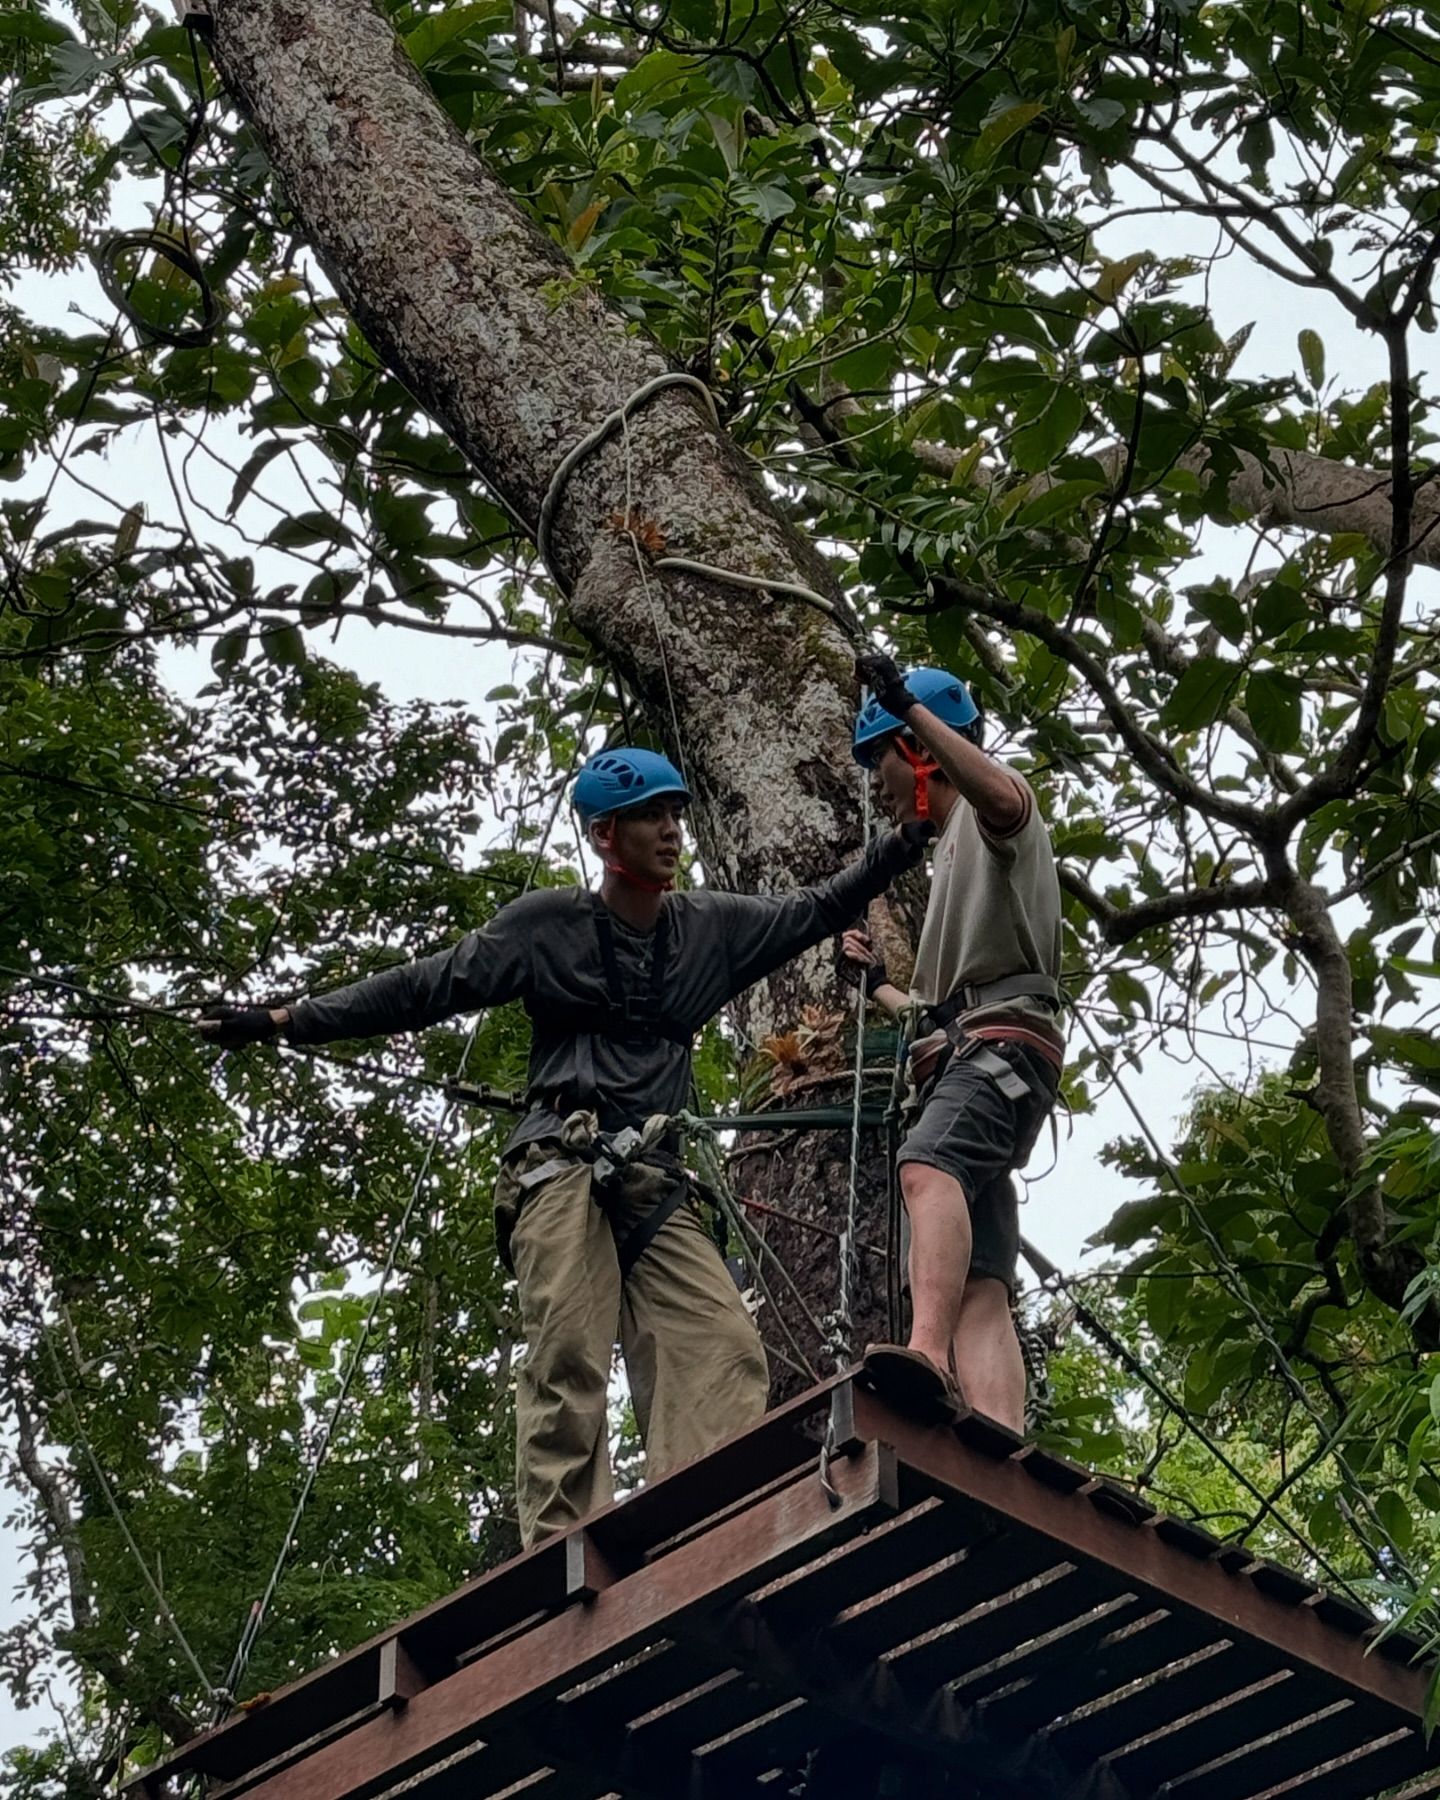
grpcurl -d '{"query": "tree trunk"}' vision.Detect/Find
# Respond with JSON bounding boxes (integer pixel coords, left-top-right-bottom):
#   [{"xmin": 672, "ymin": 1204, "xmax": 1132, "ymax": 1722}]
[{"xmin": 207, "ymin": 0, "xmax": 895, "ymax": 1370}]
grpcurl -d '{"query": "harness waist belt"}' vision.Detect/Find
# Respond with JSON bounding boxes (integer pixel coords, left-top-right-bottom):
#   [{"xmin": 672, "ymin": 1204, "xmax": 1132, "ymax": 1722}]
[
  {"xmin": 962, "ymin": 1041, "xmax": 1034, "ymax": 1104},
  {"xmin": 529, "ymin": 1087, "xmax": 684, "ymax": 1142},
  {"xmin": 927, "ymin": 972, "xmax": 1062, "ymax": 1027}
]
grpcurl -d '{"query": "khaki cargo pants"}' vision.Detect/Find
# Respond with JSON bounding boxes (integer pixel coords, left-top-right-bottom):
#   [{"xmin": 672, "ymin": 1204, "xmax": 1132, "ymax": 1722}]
[{"xmin": 495, "ymin": 1142, "xmax": 770, "ymax": 1548}]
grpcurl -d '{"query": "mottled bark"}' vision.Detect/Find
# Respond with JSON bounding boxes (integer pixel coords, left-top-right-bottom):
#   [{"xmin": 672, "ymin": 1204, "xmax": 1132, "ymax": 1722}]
[{"xmin": 209, "ymin": 0, "xmax": 872, "ymax": 1048}]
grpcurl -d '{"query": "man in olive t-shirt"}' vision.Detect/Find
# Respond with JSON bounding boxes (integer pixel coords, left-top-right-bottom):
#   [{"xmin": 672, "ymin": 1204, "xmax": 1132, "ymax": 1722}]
[{"xmin": 841, "ymin": 657, "xmax": 1064, "ymax": 1432}]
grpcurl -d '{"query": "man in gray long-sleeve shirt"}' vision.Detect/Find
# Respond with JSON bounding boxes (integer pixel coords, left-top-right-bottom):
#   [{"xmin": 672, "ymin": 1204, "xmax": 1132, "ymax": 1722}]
[{"xmin": 202, "ymin": 745, "xmax": 926, "ymax": 1544}]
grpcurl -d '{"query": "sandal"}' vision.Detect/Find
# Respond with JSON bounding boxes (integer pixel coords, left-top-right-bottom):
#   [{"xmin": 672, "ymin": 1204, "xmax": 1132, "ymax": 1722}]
[{"xmin": 860, "ymin": 1343, "xmax": 965, "ymax": 1421}]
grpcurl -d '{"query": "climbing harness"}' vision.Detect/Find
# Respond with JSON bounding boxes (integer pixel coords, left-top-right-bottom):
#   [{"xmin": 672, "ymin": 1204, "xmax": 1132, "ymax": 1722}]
[
  {"xmin": 512, "ymin": 1109, "xmax": 703, "ymax": 1281},
  {"xmin": 527, "ymin": 895, "xmax": 694, "ymax": 1129},
  {"xmin": 924, "ymin": 974, "xmax": 1064, "ymax": 1024},
  {"xmin": 576, "ymin": 892, "xmax": 686, "ymax": 1045}
]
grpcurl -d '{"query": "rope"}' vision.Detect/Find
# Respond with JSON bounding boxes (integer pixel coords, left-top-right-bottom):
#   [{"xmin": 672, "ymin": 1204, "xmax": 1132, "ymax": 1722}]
[
  {"xmin": 39, "ymin": 1327, "xmax": 229, "ymax": 1706},
  {"xmin": 537, "ymin": 372, "xmax": 717, "ymax": 578},
  {"xmin": 535, "ymin": 370, "xmax": 854, "ymax": 637},
  {"xmin": 615, "ymin": 375, "xmax": 693, "ymax": 791},
  {"xmin": 688, "ymin": 1126, "xmax": 823, "ymax": 1382},
  {"xmin": 1072, "ymin": 1006, "xmax": 1420, "ymax": 1591},
  {"xmin": 95, "ymin": 230, "xmax": 218, "ymax": 350},
  {"xmin": 1016, "ymin": 1235, "xmax": 1370, "ymax": 1604},
  {"xmin": 831, "ymin": 777, "xmax": 873, "ymax": 1370},
  {"xmin": 213, "ymin": 697, "xmax": 600, "ymax": 1719},
  {"xmin": 883, "ymin": 1006, "xmax": 918, "ymax": 1344}
]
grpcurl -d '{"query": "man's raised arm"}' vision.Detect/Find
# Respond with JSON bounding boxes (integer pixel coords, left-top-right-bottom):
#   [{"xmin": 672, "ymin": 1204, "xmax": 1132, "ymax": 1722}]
[{"xmin": 857, "ymin": 651, "xmax": 1026, "ymax": 836}]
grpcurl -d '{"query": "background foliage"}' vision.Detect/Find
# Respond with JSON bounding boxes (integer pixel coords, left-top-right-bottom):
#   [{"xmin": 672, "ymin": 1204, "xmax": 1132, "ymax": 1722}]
[{"xmin": 6, "ymin": 0, "xmax": 1440, "ymax": 1785}]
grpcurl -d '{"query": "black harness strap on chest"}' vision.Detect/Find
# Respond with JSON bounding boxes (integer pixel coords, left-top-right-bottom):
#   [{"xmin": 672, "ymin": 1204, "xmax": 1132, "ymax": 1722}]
[
  {"xmin": 595, "ymin": 890, "xmax": 669, "ymax": 1024},
  {"xmin": 547, "ymin": 897, "xmax": 692, "ymax": 1048}
]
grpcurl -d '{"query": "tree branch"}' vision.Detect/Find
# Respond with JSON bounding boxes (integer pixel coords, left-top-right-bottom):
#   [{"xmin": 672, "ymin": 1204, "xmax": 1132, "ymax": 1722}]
[
  {"xmin": 1281, "ymin": 873, "xmax": 1440, "ymax": 1348},
  {"xmin": 926, "ymin": 567, "xmax": 1270, "ymax": 834}
]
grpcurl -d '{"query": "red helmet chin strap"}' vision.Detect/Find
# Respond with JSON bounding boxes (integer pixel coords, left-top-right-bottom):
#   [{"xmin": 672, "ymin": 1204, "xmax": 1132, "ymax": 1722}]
[
  {"xmin": 594, "ymin": 825, "xmax": 674, "ymax": 893},
  {"xmin": 895, "ymin": 735, "xmax": 940, "ymax": 823},
  {"xmin": 601, "ymin": 853, "xmax": 672, "ymax": 894}
]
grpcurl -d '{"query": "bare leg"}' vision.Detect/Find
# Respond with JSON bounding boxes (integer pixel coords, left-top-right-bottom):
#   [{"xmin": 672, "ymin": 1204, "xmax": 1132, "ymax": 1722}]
[
  {"xmin": 901, "ymin": 1161, "xmax": 972, "ymax": 1373},
  {"xmin": 951, "ymin": 1276, "xmax": 1025, "ymax": 1432}
]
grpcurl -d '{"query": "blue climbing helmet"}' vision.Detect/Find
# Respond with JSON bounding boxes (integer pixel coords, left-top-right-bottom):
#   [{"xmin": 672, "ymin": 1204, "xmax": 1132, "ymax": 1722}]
[
  {"xmin": 852, "ymin": 666, "xmax": 978, "ymax": 767},
  {"xmin": 573, "ymin": 747, "xmax": 691, "ymax": 825}
]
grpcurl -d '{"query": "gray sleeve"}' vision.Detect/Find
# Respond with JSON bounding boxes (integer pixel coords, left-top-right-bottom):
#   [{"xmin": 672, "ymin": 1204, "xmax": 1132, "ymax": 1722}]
[
  {"xmin": 286, "ymin": 902, "xmax": 533, "ymax": 1046},
  {"xmin": 716, "ymin": 832, "xmax": 918, "ymax": 999}
]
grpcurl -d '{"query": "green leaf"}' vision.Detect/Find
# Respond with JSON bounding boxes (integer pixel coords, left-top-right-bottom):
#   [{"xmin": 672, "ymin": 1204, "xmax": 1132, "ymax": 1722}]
[
  {"xmin": 114, "ymin": 505, "xmax": 143, "ymax": 559},
  {"xmin": 1105, "ymin": 969, "xmax": 1152, "ymax": 1016},
  {"xmin": 1094, "ymin": 253, "xmax": 1148, "ymax": 303},
  {"xmin": 1254, "ymin": 580, "xmax": 1309, "ymax": 639},
  {"xmin": 211, "ymin": 625, "xmax": 248, "ymax": 675},
  {"xmin": 1245, "ymin": 670, "xmax": 1303, "ymax": 752},
  {"xmin": 1090, "ymin": 1192, "xmax": 1178, "ymax": 1249},
  {"xmin": 0, "ymin": 10, "xmax": 72, "ymax": 42},
  {"xmin": 403, "ymin": 3, "xmax": 506, "ymax": 66},
  {"xmin": 1162, "ymin": 657, "xmax": 1239, "ymax": 731},
  {"xmin": 229, "ymin": 440, "xmax": 290, "ymax": 517},
  {"xmin": 978, "ymin": 100, "xmax": 1044, "ymax": 155},
  {"xmin": 1373, "ymin": 1489, "xmax": 1414, "ymax": 1553},
  {"xmin": 265, "ymin": 511, "xmax": 355, "ymax": 551},
  {"xmin": 1298, "ymin": 328, "xmax": 1325, "ymax": 390},
  {"xmin": 1011, "ymin": 389, "xmax": 1085, "ymax": 474},
  {"xmin": 730, "ymin": 177, "xmax": 795, "ymax": 223},
  {"xmin": 1188, "ymin": 586, "xmax": 1247, "ymax": 645},
  {"xmin": 260, "ymin": 619, "xmax": 306, "ymax": 667},
  {"xmin": 1014, "ymin": 476, "xmax": 1103, "ymax": 528}
]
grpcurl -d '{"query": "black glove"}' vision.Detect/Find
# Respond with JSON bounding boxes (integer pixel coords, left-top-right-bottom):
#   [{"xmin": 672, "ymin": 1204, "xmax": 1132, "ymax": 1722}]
[
  {"xmin": 881, "ymin": 819, "xmax": 936, "ymax": 873},
  {"xmin": 839, "ymin": 933, "xmax": 888, "ymax": 997},
  {"xmin": 856, "ymin": 650, "xmax": 918, "ymax": 719},
  {"xmin": 199, "ymin": 1004, "xmax": 283, "ymax": 1049}
]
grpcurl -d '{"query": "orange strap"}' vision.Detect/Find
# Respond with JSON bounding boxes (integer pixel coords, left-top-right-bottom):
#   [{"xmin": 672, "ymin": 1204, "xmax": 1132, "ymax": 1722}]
[{"xmin": 894, "ymin": 735, "xmax": 940, "ymax": 821}]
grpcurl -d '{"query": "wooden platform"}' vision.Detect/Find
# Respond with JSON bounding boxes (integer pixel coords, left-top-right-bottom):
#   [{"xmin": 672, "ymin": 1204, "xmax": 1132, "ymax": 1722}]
[{"xmin": 129, "ymin": 1375, "xmax": 1440, "ymax": 1800}]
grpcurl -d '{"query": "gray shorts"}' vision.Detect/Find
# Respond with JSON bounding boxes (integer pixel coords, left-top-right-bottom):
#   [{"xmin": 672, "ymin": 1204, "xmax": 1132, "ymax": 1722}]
[{"xmin": 896, "ymin": 1038, "xmax": 1059, "ymax": 1296}]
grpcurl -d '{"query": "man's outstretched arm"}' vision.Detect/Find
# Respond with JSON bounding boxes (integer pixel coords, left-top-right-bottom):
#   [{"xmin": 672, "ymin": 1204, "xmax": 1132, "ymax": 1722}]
[
  {"xmin": 200, "ymin": 901, "xmax": 535, "ymax": 1050},
  {"xmin": 715, "ymin": 825, "xmax": 931, "ymax": 1002}
]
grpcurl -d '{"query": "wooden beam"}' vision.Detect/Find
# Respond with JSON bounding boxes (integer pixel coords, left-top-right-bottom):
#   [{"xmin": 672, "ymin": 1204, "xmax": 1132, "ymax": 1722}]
[
  {"xmin": 235, "ymin": 1445, "xmax": 889, "ymax": 1800},
  {"xmin": 850, "ymin": 1385, "xmax": 1429, "ymax": 1722},
  {"xmin": 126, "ymin": 1377, "xmax": 842, "ymax": 1797}
]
